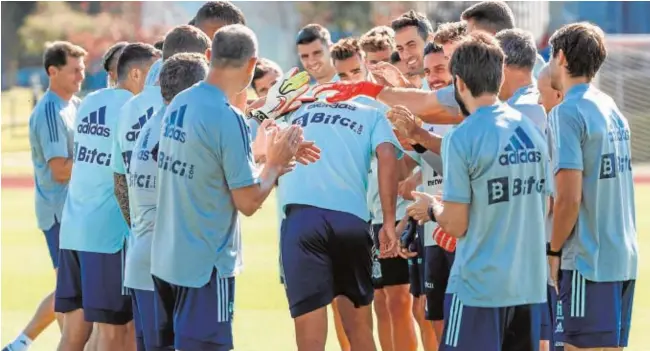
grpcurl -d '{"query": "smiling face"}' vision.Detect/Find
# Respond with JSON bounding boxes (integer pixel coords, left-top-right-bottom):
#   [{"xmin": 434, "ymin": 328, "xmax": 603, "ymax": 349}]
[
  {"xmin": 298, "ymin": 40, "xmax": 334, "ymax": 82},
  {"xmin": 334, "ymin": 54, "xmax": 367, "ymax": 82},
  {"xmin": 252, "ymin": 69, "xmax": 280, "ymax": 98},
  {"xmin": 395, "ymin": 26, "xmax": 427, "ymax": 76},
  {"xmin": 423, "ymin": 51, "xmax": 452, "ymax": 90}
]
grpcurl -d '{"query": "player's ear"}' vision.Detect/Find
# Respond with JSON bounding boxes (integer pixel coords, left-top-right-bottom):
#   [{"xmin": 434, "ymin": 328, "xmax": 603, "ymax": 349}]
[
  {"xmin": 454, "ymin": 74, "xmax": 466, "ymax": 93},
  {"xmin": 246, "ymin": 57, "xmax": 257, "ymax": 76},
  {"xmin": 556, "ymin": 49, "xmax": 567, "ymax": 69},
  {"xmin": 205, "ymin": 48, "xmax": 212, "ymax": 62},
  {"xmin": 47, "ymin": 65, "xmax": 58, "ymax": 79}
]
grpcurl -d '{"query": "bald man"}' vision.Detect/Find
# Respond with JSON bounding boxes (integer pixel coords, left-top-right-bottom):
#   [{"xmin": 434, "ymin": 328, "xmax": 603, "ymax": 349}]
[{"xmin": 537, "ymin": 64, "xmax": 564, "ymax": 351}]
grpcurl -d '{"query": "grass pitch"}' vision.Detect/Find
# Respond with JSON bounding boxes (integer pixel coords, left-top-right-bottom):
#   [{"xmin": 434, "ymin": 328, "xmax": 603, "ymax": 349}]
[{"xmin": 2, "ymin": 186, "xmax": 650, "ymax": 350}]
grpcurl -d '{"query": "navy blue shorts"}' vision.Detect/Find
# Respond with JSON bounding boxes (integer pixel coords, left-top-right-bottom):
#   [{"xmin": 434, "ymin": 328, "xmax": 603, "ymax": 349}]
[
  {"xmin": 152, "ymin": 269, "xmax": 235, "ymax": 351},
  {"xmin": 424, "ymin": 245, "xmax": 454, "ymax": 321},
  {"xmin": 55, "ymin": 248, "xmax": 132, "ymax": 325},
  {"xmin": 440, "ymin": 294, "xmax": 541, "ymax": 351},
  {"xmin": 281, "ymin": 205, "xmax": 374, "ymax": 318},
  {"xmin": 559, "ymin": 269, "xmax": 635, "ymax": 348},
  {"xmin": 408, "ymin": 225, "xmax": 425, "ymax": 297},
  {"xmin": 372, "ymin": 223, "xmax": 409, "ymax": 289},
  {"xmin": 541, "ymin": 284, "xmax": 562, "ymax": 348},
  {"xmin": 132, "ymin": 289, "xmax": 171, "ymax": 351},
  {"xmin": 43, "ymin": 221, "xmax": 60, "ymax": 268}
]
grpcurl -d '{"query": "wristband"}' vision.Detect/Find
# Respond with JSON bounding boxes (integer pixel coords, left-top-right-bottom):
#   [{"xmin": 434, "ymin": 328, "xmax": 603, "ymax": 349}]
[
  {"xmin": 428, "ymin": 205, "xmax": 436, "ymax": 222},
  {"xmin": 412, "ymin": 143, "xmax": 427, "ymax": 154},
  {"xmin": 546, "ymin": 243, "xmax": 561, "ymax": 257}
]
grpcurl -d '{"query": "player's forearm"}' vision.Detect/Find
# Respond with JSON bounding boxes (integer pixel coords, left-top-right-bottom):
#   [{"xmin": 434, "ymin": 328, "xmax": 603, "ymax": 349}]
[
  {"xmin": 240, "ymin": 163, "xmax": 282, "ymax": 216},
  {"xmin": 378, "ymin": 88, "xmax": 460, "ymax": 125},
  {"xmin": 113, "ymin": 173, "xmax": 131, "ymax": 227},
  {"xmin": 397, "ymin": 155, "xmax": 417, "ymax": 181},
  {"xmin": 50, "ymin": 157, "xmax": 73, "ymax": 183},
  {"xmin": 432, "ymin": 202, "xmax": 467, "ymax": 238},
  {"xmin": 411, "ymin": 128, "xmax": 443, "ymax": 155},
  {"xmin": 377, "ymin": 144, "xmax": 399, "ymax": 225},
  {"xmin": 550, "ymin": 195, "xmax": 580, "ymax": 251}
]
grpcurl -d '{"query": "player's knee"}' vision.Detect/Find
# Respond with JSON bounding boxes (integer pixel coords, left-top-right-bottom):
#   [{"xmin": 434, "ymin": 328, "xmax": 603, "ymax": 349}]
[
  {"xmin": 97, "ymin": 323, "xmax": 125, "ymax": 341},
  {"xmin": 412, "ymin": 299, "xmax": 425, "ymax": 322},
  {"xmin": 386, "ymin": 287, "xmax": 412, "ymax": 316}
]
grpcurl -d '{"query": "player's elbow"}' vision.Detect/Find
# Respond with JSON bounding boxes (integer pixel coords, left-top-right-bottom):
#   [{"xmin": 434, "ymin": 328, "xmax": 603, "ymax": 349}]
[
  {"xmin": 233, "ymin": 197, "xmax": 262, "ymax": 217},
  {"xmin": 51, "ymin": 170, "xmax": 69, "ymax": 184},
  {"xmin": 554, "ymin": 192, "xmax": 581, "ymax": 214},
  {"xmin": 238, "ymin": 204, "xmax": 258, "ymax": 217},
  {"xmin": 48, "ymin": 158, "xmax": 71, "ymax": 184}
]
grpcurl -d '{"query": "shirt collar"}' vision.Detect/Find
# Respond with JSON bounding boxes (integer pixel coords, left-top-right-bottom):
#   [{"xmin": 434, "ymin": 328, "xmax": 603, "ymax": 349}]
[
  {"xmin": 196, "ymin": 81, "xmax": 228, "ymax": 103},
  {"xmin": 511, "ymin": 83, "xmax": 536, "ymax": 98},
  {"xmin": 565, "ymin": 83, "xmax": 590, "ymax": 99},
  {"xmin": 470, "ymin": 101, "xmax": 503, "ymax": 118}
]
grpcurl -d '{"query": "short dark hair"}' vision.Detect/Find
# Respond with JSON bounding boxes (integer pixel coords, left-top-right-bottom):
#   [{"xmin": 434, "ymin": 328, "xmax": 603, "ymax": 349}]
[
  {"xmin": 102, "ymin": 41, "xmax": 128, "ymax": 73},
  {"xmin": 450, "ymin": 32, "xmax": 504, "ymax": 97},
  {"xmin": 461, "ymin": 1, "xmax": 515, "ymax": 33},
  {"xmin": 495, "ymin": 28, "xmax": 537, "ymax": 70},
  {"xmin": 194, "ymin": 1, "xmax": 246, "ymax": 27},
  {"xmin": 549, "ymin": 22, "xmax": 606, "ymax": 80},
  {"xmin": 390, "ymin": 10, "xmax": 433, "ymax": 41},
  {"xmin": 390, "ymin": 51, "xmax": 401, "ymax": 64},
  {"xmin": 424, "ymin": 42, "xmax": 444, "ymax": 56},
  {"xmin": 153, "ymin": 40, "xmax": 164, "ymax": 51},
  {"xmin": 296, "ymin": 24, "xmax": 331, "ymax": 46},
  {"xmin": 188, "ymin": 18, "xmax": 196, "ymax": 26},
  {"xmin": 252, "ymin": 58, "xmax": 282, "ymax": 90},
  {"xmin": 433, "ymin": 21, "xmax": 467, "ymax": 45},
  {"xmin": 43, "ymin": 41, "xmax": 87, "ymax": 75},
  {"xmin": 331, "ymin": 38, "xmax": 362, "ymax": 62},
  {"xmin": 360, "ymin": 26, "xmax": 395, "ymax": 53},
  {"xmin": 159, "ymin": 53, "xmax": 208, "ymax": 102},
  {"xmin": 116, "ymin": 43, "xmax": 160, "ymax": 81},
  {"xmin": 211, "ymin": 24, "xmax": 257, "ymax": 68},
  {"xmin": 162, "ymin": 25, "xmax": 211, "ymax": 60}
]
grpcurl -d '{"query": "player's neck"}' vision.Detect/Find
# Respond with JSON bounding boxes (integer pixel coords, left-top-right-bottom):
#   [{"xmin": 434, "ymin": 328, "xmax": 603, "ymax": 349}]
[
  {"xmin": 562, "ymin": 76, "xmax": 591, "ymax": 95},
  {"xmin": 206, "ymin": 69, "xmax": 244, "ymax": 98},
  {"xmin": 501, "ymin": 70, "xmax": 534, "ymax": 100},
  {"xmin": 48, "ymin": 83, "xmax": 73, "ymax": 101},
  {"xmin": 466, "ymin": 94, "xmax": 499, "ymax": 114}
]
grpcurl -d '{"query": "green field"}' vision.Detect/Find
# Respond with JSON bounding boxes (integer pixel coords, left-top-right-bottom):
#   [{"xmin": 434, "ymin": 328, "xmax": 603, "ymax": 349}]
[{"xmin": 2, "ymin": 185, "xmax": 650, "ymax": 350}]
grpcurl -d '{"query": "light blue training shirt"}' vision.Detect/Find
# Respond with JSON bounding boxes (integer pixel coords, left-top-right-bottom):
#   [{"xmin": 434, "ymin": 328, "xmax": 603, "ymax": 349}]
[
  {"xmin": 28, "ymin": 90, "xmax": 79, "ymax": 230},
  {"xmin": 443, "ymin": 102, "xmax": 550, "ymax": 307},
  {"xmin": 548, "ymin": 83, "xmax": 637, "ymax": 282},
  {"xmin": 59, "ymin": 88, "xmax": 133, "ymax": 253}
]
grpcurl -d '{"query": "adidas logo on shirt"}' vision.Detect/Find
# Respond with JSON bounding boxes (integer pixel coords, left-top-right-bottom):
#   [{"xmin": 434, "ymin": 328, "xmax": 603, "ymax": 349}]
[
  {"xmin": 498, "ymin": 126, "xmax": 541, "ymax": 166},
  {"xmin": 77, "ymin": 106, "xmax": 110, "ymax": 137},
  {"xmin": 163, "ymin": 105, "xmax": 187, "ymax": 143},
  {"xmin": 126, "ymin": 107, "xmax": 154, "ymax": 142}
]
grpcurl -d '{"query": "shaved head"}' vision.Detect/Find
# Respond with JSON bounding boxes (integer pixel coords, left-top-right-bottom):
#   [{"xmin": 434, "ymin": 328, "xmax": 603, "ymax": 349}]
[{"xmin": 537, "ymin": 64, "xmax": 563, "ymax": 113}]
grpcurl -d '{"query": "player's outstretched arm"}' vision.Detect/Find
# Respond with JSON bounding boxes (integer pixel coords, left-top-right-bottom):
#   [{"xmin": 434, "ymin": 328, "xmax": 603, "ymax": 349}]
[
  {"xmin": 313, "ymin": 81, "xmax": 462, "ymax": 125},
  {"xmin": 231, "ymin": 126, "xmax": 302, "ymax": 216},
  {"xmin": 113, "ymin": 173, "xmax": 131, "ymax": 227}
]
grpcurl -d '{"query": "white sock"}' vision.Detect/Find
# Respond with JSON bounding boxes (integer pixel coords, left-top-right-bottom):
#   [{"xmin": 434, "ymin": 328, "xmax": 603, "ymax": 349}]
[{"xmin": 8, "ymin": 334, "xmax": 32, "ymax": 351}]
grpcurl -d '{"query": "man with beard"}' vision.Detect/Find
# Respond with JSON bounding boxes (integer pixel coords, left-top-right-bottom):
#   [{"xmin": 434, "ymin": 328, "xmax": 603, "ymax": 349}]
[
  {"xmin": 409, "ymin": 31, "xmax": 549, "ymax": 351},
  {"xmin": 391, "ymin": 10, "xmax": 433, "ymax": 90},
  {"xmin": 547, "ymin": 22, "xmax": 637, "ymax": 351}
]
